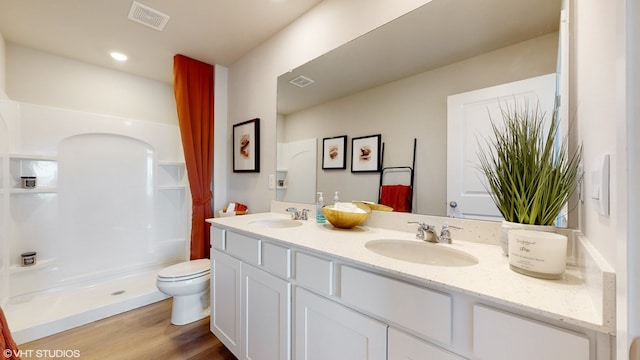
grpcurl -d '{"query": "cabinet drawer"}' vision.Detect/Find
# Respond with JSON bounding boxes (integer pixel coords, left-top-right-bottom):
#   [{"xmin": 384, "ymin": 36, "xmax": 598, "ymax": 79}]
[
  {"xmin": 339, "ymin": 265, "xmax": 452, "ymax": 345},
  {"xmin": 225, "ymin": 231, "xmax": 260, "ymax": 265},
  {"xmin": 294, "ymin": 251, "xmax": 333, "ymax": 295},
  {"xmin": 211, "ymin": 226, "xmax": 225, "ymax": 250},
  {"xmin": 473, "ymin": 305, "xmax": 589, "ymax": 360},
  {"xmin": 262, "ymin": 241, "xmax": 290, "ymax": 278}
]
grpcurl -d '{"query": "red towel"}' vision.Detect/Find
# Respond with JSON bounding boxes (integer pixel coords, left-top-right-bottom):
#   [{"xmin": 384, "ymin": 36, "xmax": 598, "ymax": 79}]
[
  {"xmin": 0, "ymin": 307, "xmax": 21, "ymax": 360},
  {"xmin": 380, "ymin": 184, "xmax": 412, "ymax": 212}
]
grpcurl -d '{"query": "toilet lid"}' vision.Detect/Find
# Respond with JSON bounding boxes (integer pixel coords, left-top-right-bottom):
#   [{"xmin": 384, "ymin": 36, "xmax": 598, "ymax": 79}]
[{"xmin": 158, "ymin": 259, "xmax": 210, "ymax": 280}]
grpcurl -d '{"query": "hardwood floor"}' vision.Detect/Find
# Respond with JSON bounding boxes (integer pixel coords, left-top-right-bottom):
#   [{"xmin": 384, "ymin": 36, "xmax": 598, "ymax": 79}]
[{"xmin": 19, "ymin": 299, "xmax": 236, "ymax": 360}]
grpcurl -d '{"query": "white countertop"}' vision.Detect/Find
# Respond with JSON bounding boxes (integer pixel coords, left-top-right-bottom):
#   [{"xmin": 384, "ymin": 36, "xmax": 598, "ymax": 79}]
[{"xmin": 208, "ymin": 212, "xmax": 612, "ymax": 334}]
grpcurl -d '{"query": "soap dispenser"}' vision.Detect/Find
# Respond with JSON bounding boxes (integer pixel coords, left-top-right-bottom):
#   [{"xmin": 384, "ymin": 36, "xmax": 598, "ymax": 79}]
[
  {"xmin": 334, "ymin": 191, "xmax": 340, "ymax": 205},
  {"xmin": 316, "ymin": 192, "xmax": 326, "ymax": 223}
]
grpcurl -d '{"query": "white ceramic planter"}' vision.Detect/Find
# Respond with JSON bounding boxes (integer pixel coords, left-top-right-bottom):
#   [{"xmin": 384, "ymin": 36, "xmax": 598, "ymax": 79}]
[
  {"xmin": 508, "ymin": 229, "xmax": 568, "ymax": 279},
  {"xmin": 499, "ymin": 221, "xmax": 556, "ymax": 256}
]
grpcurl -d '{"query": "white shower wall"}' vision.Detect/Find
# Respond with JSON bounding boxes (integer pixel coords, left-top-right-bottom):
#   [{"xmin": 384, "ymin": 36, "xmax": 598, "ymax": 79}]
[{"xmin": 1, "ymin": 100, "xmax": 190, "ymax": 299}]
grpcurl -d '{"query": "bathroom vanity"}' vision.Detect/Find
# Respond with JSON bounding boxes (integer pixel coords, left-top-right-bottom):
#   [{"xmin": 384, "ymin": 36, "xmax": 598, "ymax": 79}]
[{"xmin": 207, "ymin": 208, "xmax": 614, "ymax": 360}]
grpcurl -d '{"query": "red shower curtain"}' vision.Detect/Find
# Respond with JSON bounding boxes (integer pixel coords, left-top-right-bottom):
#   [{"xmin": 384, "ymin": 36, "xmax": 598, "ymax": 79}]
[
  {"xmin": 0, "ymin": 307, "xmax": 20, "ymax": 360},
  {"xmin": 173, "ymin": 54, "xmax": 214, "ymax": 260}
]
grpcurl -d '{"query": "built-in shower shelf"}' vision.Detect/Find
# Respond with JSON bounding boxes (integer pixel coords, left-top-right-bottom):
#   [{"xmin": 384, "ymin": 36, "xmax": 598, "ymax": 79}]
[
  {"xmin": 158, "ymin": 161, "xmax": 186, "ymax": 188},
  {"xmin": 158, "ymin": 185, "xmax": 186, "ymax": 191},
  {"xmin": 9, "ymin": 258, "xmax": 57, "ymax": 274},
  {"xmin": 158, "ymin": 161, "xmax": 185, "ymax": 166},
  {"xmin": 9, "ymin": 187, "xmax": 57, "ymax": 194},
  {"xmin": 9, "ymin": 153, "xmax": 57, "ymax": 161}
]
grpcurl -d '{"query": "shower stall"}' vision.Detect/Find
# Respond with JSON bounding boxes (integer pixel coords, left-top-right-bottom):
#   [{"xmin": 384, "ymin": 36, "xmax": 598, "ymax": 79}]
[{"xmin": 0, "ymin": 100, "xmax": 191, "ymax": 343}]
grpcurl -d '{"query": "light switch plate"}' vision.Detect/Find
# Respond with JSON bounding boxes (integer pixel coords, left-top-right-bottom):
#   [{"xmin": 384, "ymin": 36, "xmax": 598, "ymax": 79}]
[
  {"xmin": 268, "ymin": 174, "xmax": 276, "ymax": 189},
  {"xmin": 590, "ymin": 154, "xmax": 610, "ymax": 216}
]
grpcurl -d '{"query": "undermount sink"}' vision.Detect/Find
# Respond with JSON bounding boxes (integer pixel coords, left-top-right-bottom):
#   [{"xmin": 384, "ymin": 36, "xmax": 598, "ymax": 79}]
[
  {"xmin": 365, "ymin": 239, "xmax": 478, "ymax": 267},
  {"xmin": 248, "ymin": 218, "xmax": 303, "ymax": 228}
]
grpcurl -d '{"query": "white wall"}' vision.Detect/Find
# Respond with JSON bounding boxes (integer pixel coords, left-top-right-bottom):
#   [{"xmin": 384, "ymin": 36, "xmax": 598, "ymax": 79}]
[
  {"xmin": 573, "ymin": 0, "xmax": 634, "ymax": 356},
  {"xmin": 0, "ymin": 32, "xmax": 7, "ymax": 99},
  {"xmin": 213, "ymin": 64, "xmax": 229, "ymax": 212},
  {"xmin": 6, "ymin": 43, "xmax": 176, "ymax": 125},
  {"xmin": 573, "ymin": 1, "xmax": 618, "ymax": 271},
  {"xmin": 624, "ymin": 0, "xmax": 640, "ymax": 354},
  {"xmin": 226, "ymin": 0, "xmax": 431, "ymax": 213}
]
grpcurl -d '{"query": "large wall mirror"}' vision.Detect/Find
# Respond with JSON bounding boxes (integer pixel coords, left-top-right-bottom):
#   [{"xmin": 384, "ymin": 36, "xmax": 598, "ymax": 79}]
[{"xmin": 276, "ymin": 0, "xmax": 562, "ymax": 218}]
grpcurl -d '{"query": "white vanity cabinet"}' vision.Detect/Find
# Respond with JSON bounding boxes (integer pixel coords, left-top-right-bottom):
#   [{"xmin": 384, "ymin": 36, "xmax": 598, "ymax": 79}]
[
  {"xmin": 210, "ymin": 228, "xmax": 291, "ymax": 360},
  {"xmin": 388, "ymin": 327, "xmax": 465, "ymax": 360},
  {"xmin": 472, "ymin": 305, "xmax": 590, "ymax": 360},
  {"xmin": 294, "ymin": 287, "xmax": 387, "ymax": 360},
  {"xmin": 210, "ymin": 224, "xmax": 608, "ymax": 360},
  {"xmin": 211, "ymin": 249, "xmax": 242, "ymax": 355},
  {"xmin": 242, "ymin": 263, "xmax": 290, "ymax": 360}
]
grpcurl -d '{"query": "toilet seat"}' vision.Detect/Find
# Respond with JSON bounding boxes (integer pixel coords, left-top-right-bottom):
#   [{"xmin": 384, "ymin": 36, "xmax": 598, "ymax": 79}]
[{"xmin": 158, "ymin": 259, "xmax": 210, "ymax": 282}]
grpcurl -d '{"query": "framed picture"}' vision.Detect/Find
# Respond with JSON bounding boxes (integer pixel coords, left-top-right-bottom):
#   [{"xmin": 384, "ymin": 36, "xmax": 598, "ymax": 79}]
[
  {"xmin": 322, "ymin": 135, "xmax": 347, "ymax": 170},
  {"xmin": 351, "ymin": 134, "xmax": 381, "ymax": 173},
  {"xmin": 233, "ymin": 118, "xmax": 260, "ymax": 172}
]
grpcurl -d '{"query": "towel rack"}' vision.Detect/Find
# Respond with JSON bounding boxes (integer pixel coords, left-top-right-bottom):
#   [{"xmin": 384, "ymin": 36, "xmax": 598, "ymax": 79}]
[{"xmin": 377, "ymin": 138, "xmax": 416, "ymax": 212}]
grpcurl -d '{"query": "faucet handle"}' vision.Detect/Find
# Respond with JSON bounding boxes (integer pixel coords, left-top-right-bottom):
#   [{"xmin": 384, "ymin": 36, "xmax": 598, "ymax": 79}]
[
  {"xmin": 441, "ymin": 223, "xmax": 463, "ymax": 231},
  {"xmin": 439, "ymin": 223, "xmax": 462, "ymax": 244},
  {"xmin": 408, "ymin": 221, "xmax": 430, "ymax": 229},
  {"xmin": 301, "ymin": 209, "xmax": 310, "ymax": 220},
  {"xmin": 286, "ymin": 207, "xmax": 299, "ymax": 219},
  {"xmin": 408, "ymin": 221, "xmax": 435, "ymax": 241}
]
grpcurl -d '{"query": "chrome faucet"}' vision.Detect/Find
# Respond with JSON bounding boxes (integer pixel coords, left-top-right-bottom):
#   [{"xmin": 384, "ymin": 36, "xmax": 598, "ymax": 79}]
[
  {"xmin": 286, "ymin": 207, "xmax": 310, "ymax": 220},
  {"xmin": 286, "ymin": 207, "xmax": 299, "ymax": 219},
  {"xmin": 408, "ymin": 222, "xmax": 462, "ymax": 244}
]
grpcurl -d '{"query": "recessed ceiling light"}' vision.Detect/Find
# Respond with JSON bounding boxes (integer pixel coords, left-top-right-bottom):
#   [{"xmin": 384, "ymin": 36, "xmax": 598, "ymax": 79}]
[{"xmin": 110, "ymin": 52, "xmax": 128, "ymax": 62}]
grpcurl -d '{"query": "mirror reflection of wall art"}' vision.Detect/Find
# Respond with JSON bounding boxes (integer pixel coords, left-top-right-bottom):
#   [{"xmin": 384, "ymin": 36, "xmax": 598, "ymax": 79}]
[
  {"xmin": 322, "ymin": 135, "xmax": 347, "ymax": 170},
  {"xmin": 233, "ymin": 118, "xmax": 260, "ymax": 172},
  {"xmin": 351, "ymin": 134, "xmax": 381, "ymax": 173}
]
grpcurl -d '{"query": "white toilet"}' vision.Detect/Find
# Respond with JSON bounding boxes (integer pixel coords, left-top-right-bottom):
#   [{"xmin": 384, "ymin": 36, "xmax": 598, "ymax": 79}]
[{"xmin": 156, "ymin": 259, "xmax": 211, "ymax": 325}]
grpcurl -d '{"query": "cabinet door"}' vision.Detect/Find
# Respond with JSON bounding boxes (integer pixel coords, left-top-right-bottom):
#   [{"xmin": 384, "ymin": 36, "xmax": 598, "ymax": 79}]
[
  {"xmin": 243, "ymin": 263, "xmax": 291, "ymax": 360},
  {"xmin": 388, "ymin": 327, "xmax": 464, "ymax": 360},
  {"xmin": 473, "ymin": 305, "xmax": 590, "ymax": 360},
  {"xmin": 294, "ymin": 287, "xmax": 387, "ymax": 360},
  {"xmin": 211, "ymin": 249, "xmax": 242, "ymax": 358}
]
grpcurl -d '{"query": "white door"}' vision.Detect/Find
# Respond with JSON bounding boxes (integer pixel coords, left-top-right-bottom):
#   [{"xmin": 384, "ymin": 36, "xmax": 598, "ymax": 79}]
[
  {"xmin": 211, "ymin": 249, "xmax": 242, "ymax": 358},
  {"xmin": 242, "ymin": 263, "xmax": 290, "ymax": 360},
  {"xmin": 294, "ymin": 287, "xmax": 387, "ymax": 360},
  {"xmin": 446, "ymin": 73, "xmax": 556, "ymax": 220}
]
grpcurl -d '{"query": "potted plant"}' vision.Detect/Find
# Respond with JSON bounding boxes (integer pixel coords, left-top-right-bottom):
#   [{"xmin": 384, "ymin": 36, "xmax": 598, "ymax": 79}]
[{"xmin": 477, "ymin": 99, "xmax": 581, "ymax": 278}]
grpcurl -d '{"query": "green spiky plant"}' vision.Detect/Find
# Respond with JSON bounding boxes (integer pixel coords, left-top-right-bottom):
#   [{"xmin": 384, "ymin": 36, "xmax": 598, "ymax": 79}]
[{"xmin": 477, "ymin": 99, "xmax": 582, "ymax": 226}]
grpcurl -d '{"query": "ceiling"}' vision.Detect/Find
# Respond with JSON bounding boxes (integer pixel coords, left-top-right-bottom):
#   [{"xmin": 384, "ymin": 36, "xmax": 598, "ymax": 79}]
[
  {"xmin": 0, "ymin": 0, "xmax": 322, "ymax": 83},
  {"xmin": 277, "ymin": 0, "xmax": 560, "ymax": 115}
]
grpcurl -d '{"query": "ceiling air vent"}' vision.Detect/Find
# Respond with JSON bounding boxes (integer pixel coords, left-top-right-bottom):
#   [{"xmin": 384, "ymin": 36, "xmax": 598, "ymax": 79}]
[
  {"xmin": 128, "ymin": 1, "xmax": 170, "ymax": 31},
  {"xmin": 289, "ymin": 75, "xmax": 315, "ymax": 88}
]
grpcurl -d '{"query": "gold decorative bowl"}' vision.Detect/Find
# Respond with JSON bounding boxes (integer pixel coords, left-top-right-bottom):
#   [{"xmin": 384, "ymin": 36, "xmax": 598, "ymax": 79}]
[
  {"xmin": 321, "ymin": 203, "xmax": 371, "ymax": 229},
  {"xmin": 352, "ymin": 201, "xmax": 393, "ymax": 212}
]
